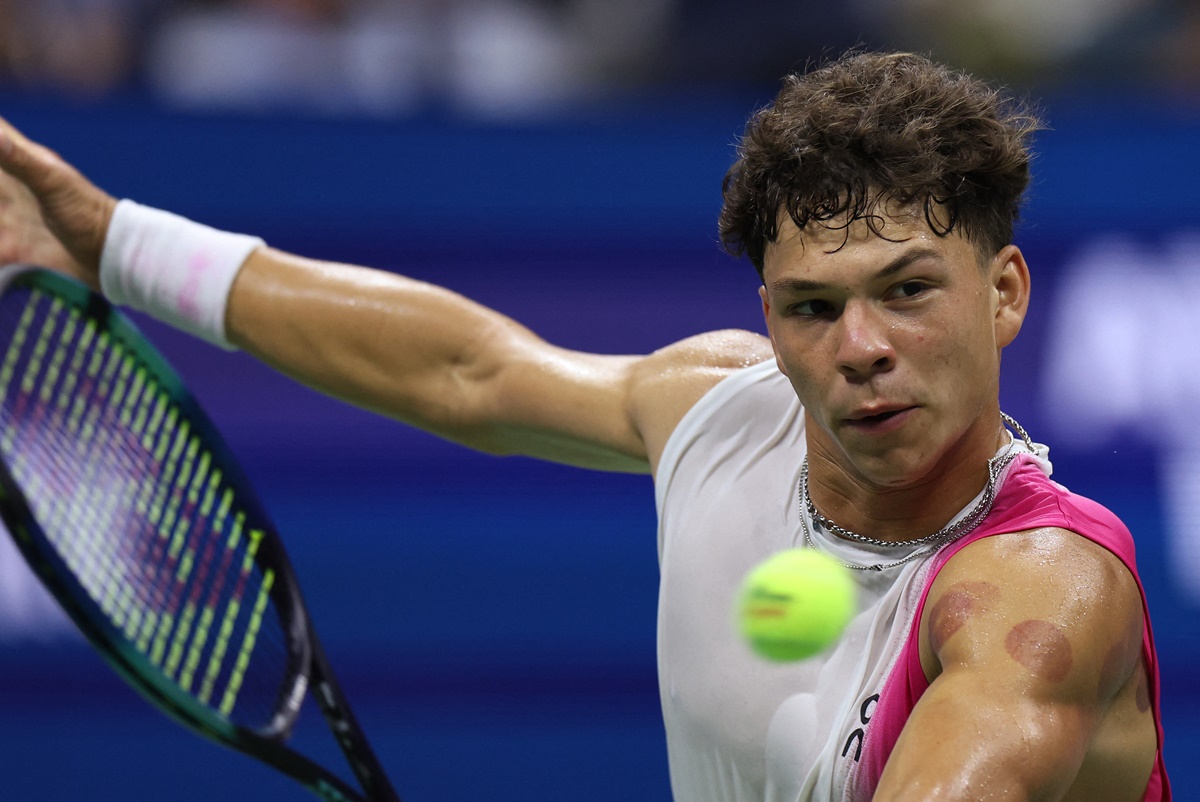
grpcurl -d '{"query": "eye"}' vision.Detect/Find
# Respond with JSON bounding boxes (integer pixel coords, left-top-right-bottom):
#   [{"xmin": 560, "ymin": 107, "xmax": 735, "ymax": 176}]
[
  {"xmin": 889, "ymin": 281, "xmax": 928, "ymax": 301},
  {"xmin": 788, "ymin": 298, "xmax": 836, "ymax": 318}
]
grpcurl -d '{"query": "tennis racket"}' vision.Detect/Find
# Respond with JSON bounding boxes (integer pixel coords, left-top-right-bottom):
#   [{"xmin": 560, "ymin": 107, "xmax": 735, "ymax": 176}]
[{"xmin": 0, "ymin": 264, "xmax": 400, "ymax": 802}]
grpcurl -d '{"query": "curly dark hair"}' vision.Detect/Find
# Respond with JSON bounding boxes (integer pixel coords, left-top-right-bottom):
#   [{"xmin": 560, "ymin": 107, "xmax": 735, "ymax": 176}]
[{"xmin": 719, "ymin": 51, "xmax": 1043, "ymax": 275}]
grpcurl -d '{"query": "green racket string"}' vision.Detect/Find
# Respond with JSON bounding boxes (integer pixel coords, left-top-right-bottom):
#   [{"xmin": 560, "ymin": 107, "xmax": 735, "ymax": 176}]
[{"xmin": 0, "ymin": 286, "xmax": 291, "ymax": 730}]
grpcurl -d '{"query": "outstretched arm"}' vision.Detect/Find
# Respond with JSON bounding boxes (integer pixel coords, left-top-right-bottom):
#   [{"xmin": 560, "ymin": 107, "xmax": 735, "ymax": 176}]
[
  {"xmin": 0, "ymin": 117, "xmax": 773, "ymax": 472},
  {"xmin": 226, "ymin": 248, "xmax": 655, "ymax": 470}
]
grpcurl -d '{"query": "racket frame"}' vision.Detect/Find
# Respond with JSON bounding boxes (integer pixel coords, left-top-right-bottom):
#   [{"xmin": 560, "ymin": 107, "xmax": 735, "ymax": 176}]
[{"xmin": 0, "ymin": 265, "xmax": 399, "ymax": 802}]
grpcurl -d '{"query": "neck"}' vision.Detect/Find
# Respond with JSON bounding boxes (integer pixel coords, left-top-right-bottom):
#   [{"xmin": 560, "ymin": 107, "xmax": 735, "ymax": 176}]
[{"xmin": 805, "ymin": 411, "xmax": 1010, "ymax": 544}]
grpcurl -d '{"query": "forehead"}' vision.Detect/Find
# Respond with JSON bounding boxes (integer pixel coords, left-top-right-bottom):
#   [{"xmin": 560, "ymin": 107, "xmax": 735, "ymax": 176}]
[{"xmin": 762, "ymin": 207, "xmax": 977, "ymax": 284}]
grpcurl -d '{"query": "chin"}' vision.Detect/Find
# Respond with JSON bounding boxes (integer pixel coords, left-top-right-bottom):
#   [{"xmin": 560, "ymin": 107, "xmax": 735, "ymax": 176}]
[
  {"xmin": 837, "ymin": 452, "xmax": 924, "ymax": 490},
  {"xmin": 836, "ymin": 433, "xmax": 949, "ymax": 489}
]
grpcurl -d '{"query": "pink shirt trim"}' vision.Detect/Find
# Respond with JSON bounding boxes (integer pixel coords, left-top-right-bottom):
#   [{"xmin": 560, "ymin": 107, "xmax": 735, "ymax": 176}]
[{"xmin": 855, "ymin": 455, "xmax": 1170, "ymax": 800}]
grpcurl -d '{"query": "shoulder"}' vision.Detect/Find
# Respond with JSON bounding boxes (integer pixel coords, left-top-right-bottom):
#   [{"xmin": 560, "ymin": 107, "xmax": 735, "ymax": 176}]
[
  {"xmin": 920, "ymin": 527, "xmax": 1144, "ymax": 696},
  {"xmin": 627, "ymin": 329, "xmax": 774, "ymax": 472},
  {"xmin": 989, "ymin": 460, "xmax": 1136, "ymax": 558},
  {"xmin": 638, "ymin": 328, "xmax": 773, "ymax": 370},
  {"xmin": 935, "ymin": 527, "xmax": 1139, "ymax": 614}
]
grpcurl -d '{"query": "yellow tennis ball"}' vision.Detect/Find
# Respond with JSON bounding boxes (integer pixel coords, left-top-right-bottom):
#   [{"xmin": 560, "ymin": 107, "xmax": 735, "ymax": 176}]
[{"xmin": 737, "ymin": 548, "xmax": 856, "ymax": 662}]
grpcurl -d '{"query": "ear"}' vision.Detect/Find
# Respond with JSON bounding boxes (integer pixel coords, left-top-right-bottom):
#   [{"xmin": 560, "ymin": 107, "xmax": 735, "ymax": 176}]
[
  {"xmin": 759, "ymin": 284, "xmax": 789, "ymax": 377},
  {"xmin": 991, "ymin": 245, "xmax": 1030, "ymax": 349}
]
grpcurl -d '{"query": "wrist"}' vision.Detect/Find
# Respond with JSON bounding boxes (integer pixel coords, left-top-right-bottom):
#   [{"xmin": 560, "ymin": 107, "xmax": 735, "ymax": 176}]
[{"xmin": 99, "ymin": 200, "xmax": 265, "ymax": 349}]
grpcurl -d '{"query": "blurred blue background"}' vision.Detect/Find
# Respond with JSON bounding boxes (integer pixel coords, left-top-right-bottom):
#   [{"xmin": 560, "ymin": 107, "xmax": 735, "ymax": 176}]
[{"xmin": 0, "ymin": 1, "xmax": 1198, "ymax": 799}]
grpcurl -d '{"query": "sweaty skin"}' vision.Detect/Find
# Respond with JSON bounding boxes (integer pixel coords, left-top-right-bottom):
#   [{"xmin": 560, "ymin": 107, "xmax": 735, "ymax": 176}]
[
  {"xmin": 927, "ymin": 580, "xmax": 1000, "ymax": 655},
  {"xmin": 906, "ymin": 530, "xmax": 1157, "ymax": 801},
  {"xmin": 1006, "ymin": 619, "xmax": 1074, "ymax": 684},
  {"xmin": 0, "ymin": 116, "xmax": 1162, "ymax": 801},
  {"xmin": 0, "ymin": 117, "xmax": 771, "ymax": 478},
  {"xmin": 758, "ymin": 210, "xmax": 1158, "ymax": 800},
  {"xmin": 759, "ymin": 210, "xmax": 1028, "ymax": 542}
]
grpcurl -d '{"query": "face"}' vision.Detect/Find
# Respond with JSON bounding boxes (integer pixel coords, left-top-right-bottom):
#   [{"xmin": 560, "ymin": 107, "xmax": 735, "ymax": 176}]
[{"xmin": 759, "ymin": 209, "xmax": 1029, "ymax": 491}]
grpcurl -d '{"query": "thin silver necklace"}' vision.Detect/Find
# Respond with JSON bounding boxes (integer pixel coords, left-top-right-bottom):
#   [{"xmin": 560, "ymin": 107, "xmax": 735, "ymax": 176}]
[{"xmin": 799, "ymin": 413, "xmax": 1035, "ymax": 571}]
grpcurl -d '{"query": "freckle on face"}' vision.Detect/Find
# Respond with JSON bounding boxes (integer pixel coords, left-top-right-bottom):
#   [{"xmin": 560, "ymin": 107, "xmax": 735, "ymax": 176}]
[
  {"xmin": 1005, "ymin": 619, "xmax": 1073, "ymax": 683},
  {"xmin": 928, "ymin": 581, "xmax": 1001, "ymax": 654}
]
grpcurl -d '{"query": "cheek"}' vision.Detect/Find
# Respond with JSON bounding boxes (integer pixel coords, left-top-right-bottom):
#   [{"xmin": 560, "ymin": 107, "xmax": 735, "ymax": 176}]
[
  {"xmin": 770, "ymin": 335, "xmax": 823, "ymax": 392},
  {"xmin": 781, "ymin": 367, "xmax": 822, "ymax": 410},
  {"xmin": 774, "ymin": 357, "xmax": 836, "ymax": 426},
  {"xmin": 908, "ymin": 320, "xmax": 995, "ymax": 383}
]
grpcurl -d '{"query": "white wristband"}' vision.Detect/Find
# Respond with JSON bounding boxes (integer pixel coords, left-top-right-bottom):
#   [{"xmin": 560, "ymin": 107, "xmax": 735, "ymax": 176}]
[{"xmin": 99, "ymin": 199, "xmax": 265, "ymax": 350}]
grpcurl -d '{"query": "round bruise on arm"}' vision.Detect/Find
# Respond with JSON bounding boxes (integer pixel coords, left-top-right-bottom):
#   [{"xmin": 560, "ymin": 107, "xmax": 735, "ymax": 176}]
[
  {"xmin": 927, "ymin": 580, "xmax": 1001, "ymax": 655},
  {"xmin": 1005, "ymin": 619, "xmax": 1073, "ymax": 683}
]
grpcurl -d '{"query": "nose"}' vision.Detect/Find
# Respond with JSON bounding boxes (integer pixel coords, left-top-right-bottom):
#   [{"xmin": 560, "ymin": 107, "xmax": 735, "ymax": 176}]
[{"xmin": 835, "ymin": 301, "xmax": 895, "ymax": 380}]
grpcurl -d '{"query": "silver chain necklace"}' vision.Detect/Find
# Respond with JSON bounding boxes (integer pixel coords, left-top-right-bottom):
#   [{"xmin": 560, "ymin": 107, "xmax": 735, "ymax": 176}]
[{"xmin": 798, "ymin": 413, "xmax": 1036, "ymax": 570}]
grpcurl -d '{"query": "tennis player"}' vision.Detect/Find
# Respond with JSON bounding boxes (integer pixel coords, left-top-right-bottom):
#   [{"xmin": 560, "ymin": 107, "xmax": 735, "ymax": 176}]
[{"xmin": 0, "ymin": 51, "xmax": 1170, "ymax": 800}]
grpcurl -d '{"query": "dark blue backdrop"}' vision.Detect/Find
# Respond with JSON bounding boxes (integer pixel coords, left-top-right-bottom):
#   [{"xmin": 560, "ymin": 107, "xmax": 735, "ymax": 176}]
[{"xmin": 0, "ymin": 92, "xmax": 1196, "ymax": 799}]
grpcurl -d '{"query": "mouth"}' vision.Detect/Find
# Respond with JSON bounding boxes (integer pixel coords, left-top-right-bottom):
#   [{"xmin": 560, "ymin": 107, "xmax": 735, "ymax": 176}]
[{"xmin": 843, "ymin": 405, "xmax": 916, "ymax": 432}]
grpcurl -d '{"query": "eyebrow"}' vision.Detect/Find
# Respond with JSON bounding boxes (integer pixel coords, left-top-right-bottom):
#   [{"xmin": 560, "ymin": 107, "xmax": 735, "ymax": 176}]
[{"xmin": 768, "ymin": 246, "xmax": 943, "ymax": 295}]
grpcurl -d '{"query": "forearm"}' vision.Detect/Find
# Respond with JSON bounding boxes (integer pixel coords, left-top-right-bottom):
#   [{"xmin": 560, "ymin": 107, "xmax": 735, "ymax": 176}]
[
  {"xmin": 0, "ymin": 125, "xmax": 520, "ymax": 432},
  {"xmin": 94, "ymin": 210, "xmax": 652, "ymax": 470},
  {"xmin": 0, "ymin": 123, "xmax": 652, "ymax": 469},
  {"xmin": 227, "ymin": 247, "xmax": 534, "ymax": 442}
]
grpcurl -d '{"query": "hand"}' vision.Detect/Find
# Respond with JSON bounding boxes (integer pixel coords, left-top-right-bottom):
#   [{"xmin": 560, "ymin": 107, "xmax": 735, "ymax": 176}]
[{"xmin": 0, "ymin": 117, "xmax": 117, "ymax": 290}]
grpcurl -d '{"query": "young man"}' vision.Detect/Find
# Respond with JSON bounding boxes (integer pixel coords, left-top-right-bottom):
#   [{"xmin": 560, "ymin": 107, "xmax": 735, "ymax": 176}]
[{"xmin": 0, "ymin": 51, "xmax": 1169, "ymax": 800}]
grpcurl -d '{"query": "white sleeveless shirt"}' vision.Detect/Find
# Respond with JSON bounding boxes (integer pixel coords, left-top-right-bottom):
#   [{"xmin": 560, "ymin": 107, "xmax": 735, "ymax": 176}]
[{"xmin": 654, "ymin": 360, "xmax": 1033, "ymax": 801}]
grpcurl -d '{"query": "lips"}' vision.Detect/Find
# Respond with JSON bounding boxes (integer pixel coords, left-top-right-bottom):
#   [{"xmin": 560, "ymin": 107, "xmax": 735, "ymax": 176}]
[
  {"xmin": 843, "ymin": 405, "xmax": 916, "ymax": 432},
  {"xmin": 846, "ymin": 404, "xmax": 912, "ymax": 422}
]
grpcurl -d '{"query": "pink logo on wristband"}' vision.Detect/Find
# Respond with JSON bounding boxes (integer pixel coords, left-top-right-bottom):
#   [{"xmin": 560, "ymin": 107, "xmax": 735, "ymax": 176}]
[{"xmin": 179, "ymin": 252, "xmax": 213, "ymax": 323}]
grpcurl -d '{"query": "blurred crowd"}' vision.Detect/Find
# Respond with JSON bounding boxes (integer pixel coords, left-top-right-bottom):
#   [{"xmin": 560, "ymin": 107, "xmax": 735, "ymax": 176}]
[{"xmin": 0, "ymin": 0, "xmax": 1197, "ymax": 117}]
